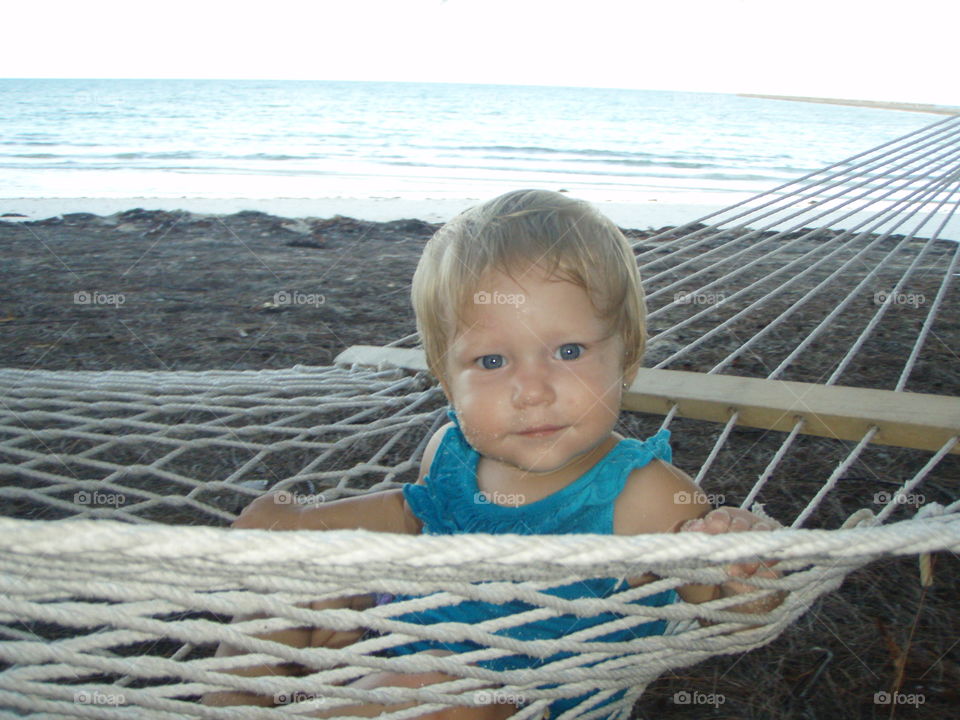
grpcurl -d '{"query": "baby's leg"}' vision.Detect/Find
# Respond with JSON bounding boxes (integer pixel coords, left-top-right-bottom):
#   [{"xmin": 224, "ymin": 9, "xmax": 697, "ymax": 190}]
[
  {"xmin": 202, "ymin": 490, "xmax": 374, "ymax": 706},
  {"xmin": 303, "ymin": 651, "xmax": 518, "ymax": 719},
  {"xmin": 202, "ymin": 594, "xmax": 374, "ymax": 706},
  {"xmin": 201, "ymin": 597, "xmax": 372, "ymax": 707},
  {"xmin": 201, "ymin": 608, "xmax": 312, "ymax": 707},
  {"xmin": 204, "ymin": 488, "xmax": 421, "ymax": 706}
]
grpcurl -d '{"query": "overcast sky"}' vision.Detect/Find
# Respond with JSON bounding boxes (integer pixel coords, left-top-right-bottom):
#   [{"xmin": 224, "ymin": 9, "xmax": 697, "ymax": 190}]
[{"xmin": 3, "ymin": 0, "xmax": 956, "ymax": 105}]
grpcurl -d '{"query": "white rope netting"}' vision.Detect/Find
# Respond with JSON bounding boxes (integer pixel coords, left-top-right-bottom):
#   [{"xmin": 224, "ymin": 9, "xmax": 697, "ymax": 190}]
[{"xmin": 1, "ymin": 114, "xmax": 959, "ymax": 718}]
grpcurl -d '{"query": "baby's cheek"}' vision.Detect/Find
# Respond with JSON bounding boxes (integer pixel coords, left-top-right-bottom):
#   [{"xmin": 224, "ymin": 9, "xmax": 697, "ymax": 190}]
[
  {"xmin": 454, "ymin": 397, "xmax": 505, "ymax": 442},
  {"xmin": 461, "ymin": 423, "xmax": 496, "ymax": 449},
  {"xmin": 571, "ymin": 378, "xmax": 621, "ymax": 418}
]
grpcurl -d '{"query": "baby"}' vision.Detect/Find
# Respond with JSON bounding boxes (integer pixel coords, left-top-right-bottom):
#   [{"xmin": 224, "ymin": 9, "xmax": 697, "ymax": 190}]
[{"xmin": 204, "ymin": 190, "xmax": 781, "ymax": 718}]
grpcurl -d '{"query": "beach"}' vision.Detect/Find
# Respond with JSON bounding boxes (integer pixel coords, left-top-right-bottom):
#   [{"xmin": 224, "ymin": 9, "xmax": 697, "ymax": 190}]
[
  {"xmin": 0, "ymin": 195, "xmax": 753, "ymax": 372},
  {"xmin": 3, "ymin": 76, "xmax": 958, "ymax": 720},
  {"xmin": 2, "ymin": 201, "xmax": 958, "ymax": 718},
  {"xmin": 4, "ymin": 199, "xmax": 958, "ymax": 377},
  {"xmin": 2, "ymin": 207, "xmax": 436, "ymax": 371},
  {"xmin": 0, "ymin": 195, "xmax": 740, "ymax": 229}
]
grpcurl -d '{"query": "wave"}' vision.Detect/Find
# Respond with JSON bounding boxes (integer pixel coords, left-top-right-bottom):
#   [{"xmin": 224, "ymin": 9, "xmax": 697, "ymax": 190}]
[
  {"xmin": 0, "ymin": 143, "xmax": 828, "ymax": 183},
  {"xmin": 0, "ymin": 152, "xmax": 799, "ymax": 187},
  {"xmin": 0, "ymin": 78, "xmax": 935, "ymax": 200}
]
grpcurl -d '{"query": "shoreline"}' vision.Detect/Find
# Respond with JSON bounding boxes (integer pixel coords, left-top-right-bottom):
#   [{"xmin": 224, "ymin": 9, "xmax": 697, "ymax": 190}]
[
  {"xmin": 3, "ymin": 196, "xmax": 958, "ymax": 241},
  {"xmin": 740, "ymin": 93, "xmax": 959, "ymax": 116},
  {"xmin": 0, "ymin": 196, "xmax": 739, "ymax": 230}
]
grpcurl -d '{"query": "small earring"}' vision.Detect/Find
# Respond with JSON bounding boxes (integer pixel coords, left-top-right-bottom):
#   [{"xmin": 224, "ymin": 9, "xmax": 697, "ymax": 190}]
[{"xmin": 622, "ymin": 381, "xmax": 629, "ymax": 389}]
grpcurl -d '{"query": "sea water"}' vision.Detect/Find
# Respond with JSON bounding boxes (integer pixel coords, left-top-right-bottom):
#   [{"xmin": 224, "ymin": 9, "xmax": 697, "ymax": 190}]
[{"xmin": 0, "ymin": 79, "xmax": 945, "ymax": 205}]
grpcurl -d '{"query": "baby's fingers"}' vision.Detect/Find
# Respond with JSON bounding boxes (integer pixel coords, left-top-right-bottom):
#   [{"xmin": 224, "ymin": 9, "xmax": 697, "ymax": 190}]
[
  {"xmin": 725, "ymin": 561, "xmax": 759, "ymax": 578},
  {"xmin": 752, "ymin": 558, "xmax": 781, "ymax": 578},
  {"xmin": 679, "ymin": 512, "xmax": 779, "ymax": 535},
  {"xmin": 679, "ymin": 517, "xmax": 706, "ymax": 532},
  {"xmin": 681, "ymin": 508, "xmax": 735, "ymax": 534},
  {"xmin": 703, "ymin": 508, "xmax": 734, "ymax": 533},
  {"xmin": 720, "ymin": 507, "xmax": 784, "ymax": 532},
  {"xmin": 720, "ymin": 578, "xmax": 758, "ymax": 597},
  {"xmin": 726, "ymin": 558, "xmax": 780, "ymax": 578}
]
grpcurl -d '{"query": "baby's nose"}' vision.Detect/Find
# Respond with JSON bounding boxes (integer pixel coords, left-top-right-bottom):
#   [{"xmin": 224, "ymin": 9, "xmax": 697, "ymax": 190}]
[{"xmin": 511, "ymin": 366, "xmax": 555, "ymax": 407}]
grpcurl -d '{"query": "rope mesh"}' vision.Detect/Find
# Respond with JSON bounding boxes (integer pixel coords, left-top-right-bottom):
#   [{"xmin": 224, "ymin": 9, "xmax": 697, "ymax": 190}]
[{"xmin": 2, "ymin": 115, "xmax": 959, "ymax": 718}]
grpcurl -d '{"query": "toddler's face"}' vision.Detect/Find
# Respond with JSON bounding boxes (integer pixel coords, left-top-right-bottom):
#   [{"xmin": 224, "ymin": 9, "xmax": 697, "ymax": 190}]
[{"xmin": 442, "ymin": 264, "xmax": 626, "ymax": 475}]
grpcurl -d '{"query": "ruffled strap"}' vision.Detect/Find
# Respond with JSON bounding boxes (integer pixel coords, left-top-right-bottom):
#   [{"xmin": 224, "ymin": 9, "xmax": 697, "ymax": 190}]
[
  {"xmin": 574, "ymin": 428, "xmax": 672, "ymax": 509},
  {"xmin": 403, "ymin": 409, "xmax": 673, "ymax": 535},
  {"xmin": 402, "ymin": 409, "xmax": 479, "ymax": 534}
]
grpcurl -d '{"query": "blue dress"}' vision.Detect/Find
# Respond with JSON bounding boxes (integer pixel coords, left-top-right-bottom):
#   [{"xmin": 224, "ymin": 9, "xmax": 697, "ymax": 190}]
[{"xmin": 388, "ymin": 409, "xmax": 677, "ymax": 714}]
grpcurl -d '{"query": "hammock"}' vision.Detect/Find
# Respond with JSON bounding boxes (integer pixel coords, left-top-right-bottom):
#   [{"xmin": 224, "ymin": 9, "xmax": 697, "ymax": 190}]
[{"xmin": 2, "ymin": 114, "xmax": 959, "ymax": 719}]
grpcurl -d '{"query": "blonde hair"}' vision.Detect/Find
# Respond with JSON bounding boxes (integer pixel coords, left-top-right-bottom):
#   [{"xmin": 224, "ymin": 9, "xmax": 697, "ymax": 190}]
[{"xmin": 411, "ymin": 189, "xmax": 646, "ymax": 383}]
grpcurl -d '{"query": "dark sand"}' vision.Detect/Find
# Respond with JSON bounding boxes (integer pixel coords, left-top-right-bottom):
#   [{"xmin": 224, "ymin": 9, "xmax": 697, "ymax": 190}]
[{"xmin": 1, "ymin": 209, "xmax": 957, "ymax": 717}]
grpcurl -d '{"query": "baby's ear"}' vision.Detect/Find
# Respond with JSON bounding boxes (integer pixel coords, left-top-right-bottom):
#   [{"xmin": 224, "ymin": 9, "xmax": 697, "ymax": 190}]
[
  {"xmin": 435, "ymin": 372, "xmax": 453, "ymax": 404},
  {"xmin": 622, "ymin": 360, "xmax": 642, "ymax": 389},
  {"xmin": 430, "ymin": 368, "xmax": 453, "ymax": 405},
  {"xmin": 425, "ymin": 358, "xmax": 451, "ymax": 399}
]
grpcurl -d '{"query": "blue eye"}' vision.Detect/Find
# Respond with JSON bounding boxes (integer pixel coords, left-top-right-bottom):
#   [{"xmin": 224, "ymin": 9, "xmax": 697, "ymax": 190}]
[
  {"xmin": 556, "ymin": 343, "xmax": 583, "ymax": 360},
  {"xmin": 478, "ymin": 354, "xmax": 504, "ymax": 370}
]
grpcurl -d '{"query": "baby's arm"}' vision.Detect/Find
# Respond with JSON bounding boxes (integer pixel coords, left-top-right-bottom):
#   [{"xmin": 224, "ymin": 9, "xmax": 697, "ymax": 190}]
[
  {"xmin": 203, "ymin": 428, "xmax": 444, "ymax": 706},
  {"xmin": 232, "ymin": 421, "xmax": 452, "ymax": 534},
  {"xmin": 232, "ymin": 486, "xmax": 420, "ymax": 533},
  {"xmin": 614, "ymin": 460, "xmax": 781, "ymax": 609}
]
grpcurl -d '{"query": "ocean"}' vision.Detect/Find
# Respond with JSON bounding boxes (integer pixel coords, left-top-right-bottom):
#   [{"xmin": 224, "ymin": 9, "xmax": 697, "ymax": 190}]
[{"xmin": 0, "ymin": 78, "xmax": 945, "ymax": 205}]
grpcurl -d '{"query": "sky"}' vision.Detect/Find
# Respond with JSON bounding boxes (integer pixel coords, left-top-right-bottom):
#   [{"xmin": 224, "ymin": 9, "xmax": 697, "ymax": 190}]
[{"xmin": 3, "ymin": 0, "xmax": 957, "ymax": 105}]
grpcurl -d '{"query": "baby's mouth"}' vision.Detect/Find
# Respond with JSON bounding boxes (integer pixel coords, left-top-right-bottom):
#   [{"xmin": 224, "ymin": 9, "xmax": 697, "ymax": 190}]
[{"xmin": 516, "ymin": 425, "xmax": 566, "ymax": 438}]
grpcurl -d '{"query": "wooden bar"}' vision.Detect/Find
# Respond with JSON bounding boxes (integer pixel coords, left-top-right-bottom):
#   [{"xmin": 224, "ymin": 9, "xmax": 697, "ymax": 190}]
[
  {"xmin": 336, "ymin": 345, "xmax": 429, "ymax": 372},
  {"xmin": 623, "ymin": 368, "xmax": 959, "ymax": 454},
  {"xmin": 335, "ymin": 345, "xmax": 960, "ymax": 454}
]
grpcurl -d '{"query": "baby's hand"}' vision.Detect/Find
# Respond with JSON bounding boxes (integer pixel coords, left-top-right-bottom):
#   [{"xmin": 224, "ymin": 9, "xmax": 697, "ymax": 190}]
[
  {"xmin": 680, "ymin": 507, "xmax": 783, "ymax": 609},
  {"xmin": 679, "ymin": 506, "xmax": 779, "ymax": 535}
]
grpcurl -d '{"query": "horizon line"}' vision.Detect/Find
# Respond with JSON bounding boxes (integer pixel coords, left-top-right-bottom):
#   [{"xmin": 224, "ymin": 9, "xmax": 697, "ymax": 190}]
[{"xmin": 2, "ymin": 77, "xmax": 958, "ymax": 108}]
